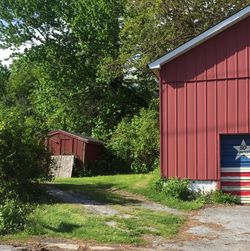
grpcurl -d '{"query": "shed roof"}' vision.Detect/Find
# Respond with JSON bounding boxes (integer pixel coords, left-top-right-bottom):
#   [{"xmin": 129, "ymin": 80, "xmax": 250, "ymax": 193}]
[
  {"xmin": 148, "ymin": 5, "xmax": 250, "ymax": 76},
  {"xmin": 48, "ymin": 130, "xmax": 104, "ymax": 145}
]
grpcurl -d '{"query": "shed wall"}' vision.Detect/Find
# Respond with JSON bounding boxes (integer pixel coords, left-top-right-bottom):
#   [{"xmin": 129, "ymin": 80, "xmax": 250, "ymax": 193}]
[
  {"xmin": 48, "ymin": 132, "xmax": 85, "ymax": 162},
  {"xmin": 85, "ymin": 143, "xmax": 104, "ymax": 162},
  {"xmin": 160, "ymin": 16, "xmax": 250, "ymax": 180}
]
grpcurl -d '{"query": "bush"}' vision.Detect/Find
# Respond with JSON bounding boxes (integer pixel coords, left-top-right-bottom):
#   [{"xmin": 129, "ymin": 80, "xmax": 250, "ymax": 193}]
[
  {"xmin": 155, "ymin": 177, "xmax": 192, "ymax": 200},
  {"xmin": 109, "ymin": 104, "xmax": 159, "ymax": 173},
  {"xmin": 0, "ymin": 198, "xmax": 29, "ymax": 235},
  {"xmin": 0, "ymin": 108, "xmax": 53, "ymax": 201},
  {"xmin": 155, "ymin": 177, "xmax": 239, "ymax": 204},
  {"xmin": 199, "ymin": 190, "xmax": 239, "ymax": 204}
]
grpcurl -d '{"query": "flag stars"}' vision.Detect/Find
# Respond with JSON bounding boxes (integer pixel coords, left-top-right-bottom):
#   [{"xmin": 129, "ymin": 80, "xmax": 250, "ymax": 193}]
[{"xmin": 233, "ymin": 139, "xmax": 250, "ymax": 160}]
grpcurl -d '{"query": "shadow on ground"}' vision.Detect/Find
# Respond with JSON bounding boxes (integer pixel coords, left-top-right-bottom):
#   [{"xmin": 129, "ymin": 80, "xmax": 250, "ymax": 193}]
[
  {"xmin": 42, "ymin": 222, "xmax": 82, "ymax": 233},
  {"xmin": 45, "ymin": 183, "xmax": 141, "ymax": 206}
]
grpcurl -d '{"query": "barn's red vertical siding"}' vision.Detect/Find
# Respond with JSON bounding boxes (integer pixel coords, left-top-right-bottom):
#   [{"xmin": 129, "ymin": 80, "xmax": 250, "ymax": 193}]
[{"xmin": 160, "ymin": 17, "xmax": 250, "ymax": 180}]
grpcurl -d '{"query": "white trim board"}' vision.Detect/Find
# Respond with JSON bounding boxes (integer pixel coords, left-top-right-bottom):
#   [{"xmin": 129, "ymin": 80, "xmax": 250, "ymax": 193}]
[
  {"xmin": 221, "ymin": 177, "xmax": 250, "ymax": 181},
  {"xmin": 148, "ymin": 6, "xmax": 250, "ymax": 76},
  {"xmin": 221, "ymin": 168, "xmax": 250, "ymax": 172},
  {"xmin": 222, "ymin": 186, "xmax": 250, "ymax": 191}
]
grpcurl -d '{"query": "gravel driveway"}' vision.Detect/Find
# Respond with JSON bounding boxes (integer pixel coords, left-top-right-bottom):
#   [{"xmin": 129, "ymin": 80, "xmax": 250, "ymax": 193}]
[{"xmin": 156, "ymin": 205, "xmax": 250, "ymax": 251}]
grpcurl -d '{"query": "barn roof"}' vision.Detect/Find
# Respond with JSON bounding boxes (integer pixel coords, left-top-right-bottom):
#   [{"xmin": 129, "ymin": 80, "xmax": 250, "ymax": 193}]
[
  {"xmin": 48, "ymin": 130, "xmax": 104, "ymax": 145},
  {"xmin": 148, "ymin": 5, "xmax": 250, "ymax": 76}
]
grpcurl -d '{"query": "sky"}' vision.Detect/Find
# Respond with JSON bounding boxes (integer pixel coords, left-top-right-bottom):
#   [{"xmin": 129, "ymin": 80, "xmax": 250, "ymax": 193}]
[
  {"xmin": 0, "ymin": 48, "xmax": 12, "ymax": 66},
  {"xmin": 0, "ymin": 43, "xmax": 33, "ymax": 66}
]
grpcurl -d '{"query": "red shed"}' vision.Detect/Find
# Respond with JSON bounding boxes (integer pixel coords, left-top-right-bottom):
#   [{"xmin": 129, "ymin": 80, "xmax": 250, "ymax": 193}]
[
  {"xmin": 149, "ymin": 6, "xmax": 250, "ymax": 202},
  {"xmin": 47, "ymin": 130, "xmax": 104, "ymax": 167}
]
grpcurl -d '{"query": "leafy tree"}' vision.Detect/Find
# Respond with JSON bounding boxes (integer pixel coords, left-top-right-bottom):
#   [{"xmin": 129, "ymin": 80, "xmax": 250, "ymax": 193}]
[
  {"xmin": 109, "ymin": 104, "xmax": 160, "ymax": 173},
  {"xmin": 0, "ymin": 64, "xmax": 9, "ymax": 99},
  {"xmin": 0, "ymin": 107, "xmax": 52, "ymax": 200},
  {"xmin": 0, "ymin": 0, "xmax": 149, "ymax": 139}
]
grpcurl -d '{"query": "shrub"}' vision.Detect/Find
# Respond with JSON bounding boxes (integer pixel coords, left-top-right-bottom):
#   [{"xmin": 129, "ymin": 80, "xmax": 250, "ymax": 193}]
[
  {"xmin": 109, "ymin": 104, "xmax": 159, "ymax": 173},
  {"xmin": 155, "ymin": 177, "xmax": 239, "ymax": 204},
  {"xmin": 155, "ymin": 177, "xmax": 192, "ymax": 200},
  {"xmin": 199, "ymin": 190, "xmax": 239, "ymax": 204},
  {"xmin": 0, "ymin": 198, "xmax": 29, "ymax": 235},
  {"xmin": 0, "ymin": 108, "xmax": 53, "ymax": 201}
]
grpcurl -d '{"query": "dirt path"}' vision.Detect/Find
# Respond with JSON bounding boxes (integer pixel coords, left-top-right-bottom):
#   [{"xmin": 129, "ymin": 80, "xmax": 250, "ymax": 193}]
[
  {"xmin": 2, "ymin": 189, "xmax": 250, "ymax": 251},
  {"xmin": 46, "ymin": 187, "xmax": 185, "ymax": 216}
]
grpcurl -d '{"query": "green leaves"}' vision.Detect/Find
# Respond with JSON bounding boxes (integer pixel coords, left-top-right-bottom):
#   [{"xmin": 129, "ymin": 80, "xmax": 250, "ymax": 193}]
[
  {"xmin": 0, "ymin": 0, "xmax": 71, "ymax": 48},
  {"xmin": 0, "ymin": 107, "xmax": 52, "ymax": 199},
  {"xmin": 0, "ymin": 64, "xmax": 9, "ymax": 97},
  {"xmin": 109, "ymin": 104, "xmax": 160, "ymax": 173}
]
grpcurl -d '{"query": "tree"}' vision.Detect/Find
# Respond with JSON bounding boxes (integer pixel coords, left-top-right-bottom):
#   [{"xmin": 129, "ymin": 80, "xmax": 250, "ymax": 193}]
[
  {"xmin": 109, "ymin": 104, "xmax": 160, "ymax": 173},
  {"xmin": 0, "ymin": 64, "xmax": 9, "ymax": 99},
  {"xmin": 0, "ymin": 0, "xmax": 149, "ymax": 139},
  {"xmin": 0, "ymin": 107, "xmax": 52, "ymax": 199}
]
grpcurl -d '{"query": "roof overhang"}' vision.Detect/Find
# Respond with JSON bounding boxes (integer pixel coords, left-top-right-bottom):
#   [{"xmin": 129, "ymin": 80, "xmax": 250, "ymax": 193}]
[
  {"xmin": 48, "ymin": 130, "xmax": 104, "ymax": 145},
  {"xmin": 148, "ymin": 5, "xmax": 250, "ymax": 77}
]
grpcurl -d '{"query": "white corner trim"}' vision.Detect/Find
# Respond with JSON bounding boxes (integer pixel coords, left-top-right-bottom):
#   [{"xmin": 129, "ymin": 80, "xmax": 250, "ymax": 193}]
[{"xmin": 148, "ymin": 6, "xmax": 250, "ymax": 71}]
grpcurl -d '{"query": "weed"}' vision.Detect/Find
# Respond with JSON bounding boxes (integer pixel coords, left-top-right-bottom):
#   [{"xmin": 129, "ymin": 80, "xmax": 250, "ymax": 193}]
[
  {"xmin": 155, "ymin": 177, "xmax": 192, "ymax": 200},
  {"xmin": 198, "ymin": 190, "xmax": 239, "ymax": 204}
]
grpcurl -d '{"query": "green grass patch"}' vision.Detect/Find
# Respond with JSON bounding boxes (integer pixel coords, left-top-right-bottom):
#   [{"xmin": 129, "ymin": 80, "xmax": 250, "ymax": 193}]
[
  {"xmin": 54, "ymin": 170, "xmax": 203, "ymax": 210},
  {"xmin": 0, "ymin": 203, "xmax": 183, "ymax": 244},
  {"xmin": 110, "ymin": 208, "xmax": 184, "ymax": 238}
]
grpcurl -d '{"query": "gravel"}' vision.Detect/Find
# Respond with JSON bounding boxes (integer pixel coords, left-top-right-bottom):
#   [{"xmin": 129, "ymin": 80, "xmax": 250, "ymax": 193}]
[{"xmin": 151, "ymin": 205, "xmax": 250, "ymax": 251}]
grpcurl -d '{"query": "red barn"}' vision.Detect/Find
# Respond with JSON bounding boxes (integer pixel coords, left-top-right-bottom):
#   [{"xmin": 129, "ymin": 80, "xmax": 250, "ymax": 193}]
[
  {"xmin": 149, "ymin": 6, "xmax": 250, "ymax": 202},
  {"xmin": 47, "ymin": 130, "xmax": 104, "ymax": 167}
]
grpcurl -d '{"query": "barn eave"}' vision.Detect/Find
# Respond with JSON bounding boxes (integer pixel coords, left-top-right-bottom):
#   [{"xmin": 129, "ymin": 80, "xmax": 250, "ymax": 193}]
[
  {"xmin": 148, "ymin": 5, "xmax": 250, "ymax": 73},
  {"xmin": 48, "ymin": 130, "xmax": 103, "ymax": 145}
]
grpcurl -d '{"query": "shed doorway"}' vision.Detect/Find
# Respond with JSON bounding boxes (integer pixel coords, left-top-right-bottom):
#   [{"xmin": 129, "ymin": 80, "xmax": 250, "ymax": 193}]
[{"xmin": 221, "ymin": 134, "xmax": 250, "ymax": 203}]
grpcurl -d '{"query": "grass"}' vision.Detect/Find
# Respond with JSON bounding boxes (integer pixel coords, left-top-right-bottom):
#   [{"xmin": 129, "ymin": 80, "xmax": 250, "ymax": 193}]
[
  {"xmin": 110, "ymin": 208, "xmax": 183, "ymax": 238},
  {"xmin": 0, "ymin": 203, "xmax": 184, "ymax": 244},
  {"xmin": 53, "ymin": 170, "xmax": 204, "ymax": 210},
  {"xmin": 0, "ymin": 170, "xmax": 202, "ymax": 244},
  {"xmin": 26, "ymin": 203, "xmax": 141, "ymax": 244}
]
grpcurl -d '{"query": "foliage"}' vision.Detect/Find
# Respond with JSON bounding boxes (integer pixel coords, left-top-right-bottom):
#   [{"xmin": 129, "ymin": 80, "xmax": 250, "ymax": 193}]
[
  {"xmin": 155, "ymin": 177, "xmax": 238, "ymax": 205},
  {"xmin": 0, "ymin": 107, "xmax": 52, "ymax": 200},
  {"xmin": 0, "ymin": 198, "xmax": 29, "ymax": 235},
  {"xmin": 0, "ymin": 64, "xmax": 9, "ymax": 97},
  {"xmin": 198, "ymin": 190, "xmax": 239, "ymax": 204},
  {"xmin": 0, "ymin": 0, "xmax": 147, "ymax": 139},
  {"xmin": 155, "ymin": 177, "xmax": 192, "ymax": 200},
  {"xmin": 109, "ymin": 104, "xmax": 159, "ymax": 173}
]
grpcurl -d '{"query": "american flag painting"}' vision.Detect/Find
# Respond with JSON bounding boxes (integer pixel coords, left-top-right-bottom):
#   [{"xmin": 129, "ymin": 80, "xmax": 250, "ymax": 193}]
[{"xmin": 221, "ymin": 135, "xmax": 250, "ymax": 202}]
